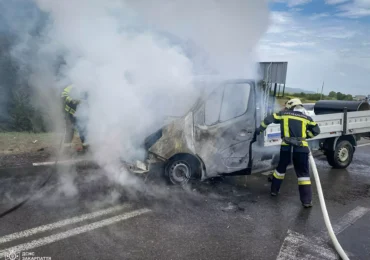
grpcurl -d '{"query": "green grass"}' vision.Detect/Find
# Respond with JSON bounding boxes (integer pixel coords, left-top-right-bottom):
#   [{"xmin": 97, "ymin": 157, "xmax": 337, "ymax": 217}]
[
  {"xmin": 0, "ymin": 132, "xmax": 82, "ymax": 155},
  {"xmin": 276, "ymin": 96, "xmax": 317, "ymax": 108}
]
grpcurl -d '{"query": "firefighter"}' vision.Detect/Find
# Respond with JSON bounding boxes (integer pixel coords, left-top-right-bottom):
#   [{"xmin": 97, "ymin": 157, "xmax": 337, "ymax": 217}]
[
  {"xmin": 256, "ymin": 98, "xmax": 321, "ymax": 208},
  {"xmin": 61, "ymin": 85, "xmax": 88, "ymax": 150}
]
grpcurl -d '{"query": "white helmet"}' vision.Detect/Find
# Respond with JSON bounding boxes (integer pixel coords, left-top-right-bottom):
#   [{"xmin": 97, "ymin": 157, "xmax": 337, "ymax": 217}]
[{"xmin": 285, "ymin": 98, "xmax": 303, "ymax": 109}]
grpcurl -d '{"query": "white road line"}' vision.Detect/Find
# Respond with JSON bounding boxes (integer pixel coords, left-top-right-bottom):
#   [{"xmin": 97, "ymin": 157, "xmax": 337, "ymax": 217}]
[
  {"xmin": 319, "ymin": 206, "xmax": 370, "ymax": 241},
  {"xmin": 0, "ymin": 204, "xmax": 131, "ymax": 245},
  {"xmin": 277, "ymin": 206, "xmax": 369, "ymax": 260},
  {"xmin": 357, "ymin": 143, "xmax": 370, "ymax": 148},
  {"xmin": 0, "ymin": 208, "xmax": 151, "ymax": 258},
  {"xmin": 276, "ymin": 230, "xmax": 338, "ymax": 260},
  {"xmin": 32, "ymin": 159, "xmax": 88, "ymax": 166}
]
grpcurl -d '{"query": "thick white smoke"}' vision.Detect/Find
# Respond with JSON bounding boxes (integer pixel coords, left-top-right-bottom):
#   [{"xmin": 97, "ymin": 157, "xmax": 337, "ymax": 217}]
[
  {"xmin": 126, "ymin": 0, "xmax": 270, "ymax": 77},
  {"xmin": 9, "ymin": 0, "xmax": 270, "ymax": 189}
]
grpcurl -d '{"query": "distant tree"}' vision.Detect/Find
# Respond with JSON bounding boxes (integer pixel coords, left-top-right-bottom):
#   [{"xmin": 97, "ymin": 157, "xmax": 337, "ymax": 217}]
[
  {"xmin": 336, "ymin": 92, "xmax": 346, "ymax": 100},
  {"xmin": 306, "ymin": 93, "xmax": 321, "ymax": 101},
  {"xmin": 281, "ymin": 90, "xmax": 354, "ymax": 103},
  {"xmin": 328, "ymin": 91, "xmax": 337, "ymax": 99},
  {"xmin": 8, "ymin": 87, "xmax": 34, "ymax": 131},
  {"xmin": 344, "ymin": 94, "xmax": 353, "ymax": 101},
  {"xmin": 0, "ymin": 35, "xmax": 46, "ymax": 132}
]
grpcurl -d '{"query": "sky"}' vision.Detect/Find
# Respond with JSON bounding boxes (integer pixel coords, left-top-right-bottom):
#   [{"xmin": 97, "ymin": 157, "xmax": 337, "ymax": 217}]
[
  {"xmin": 0, "ymin": 0, "xmax": 369, "ymax": 96},
  {"xmin": 258, "ymin": 0, "xmax": 370, "ymax": 95}
]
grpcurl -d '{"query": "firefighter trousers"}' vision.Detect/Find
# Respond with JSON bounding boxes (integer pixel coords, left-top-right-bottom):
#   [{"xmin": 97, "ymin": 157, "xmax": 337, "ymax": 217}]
[
  {"xmin": 64, "ymin": 113, "xmax": 86, "ymax": 144},
  {"xmin": 271, "ymin": 149, "xmax": 312, "ymax": 204}
]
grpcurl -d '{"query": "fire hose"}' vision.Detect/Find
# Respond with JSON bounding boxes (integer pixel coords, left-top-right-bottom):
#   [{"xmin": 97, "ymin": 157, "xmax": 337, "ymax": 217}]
[
  {"xmin": 308, "ymin": 149, "xmax": 349, "ymax": 260},
  {"xmin": 0, "ymin": 124, "xmax": 67, "ymax": 219},
  {"xmin": 243, "ymin": 128, "xmax": 350, "ymax": 259}
]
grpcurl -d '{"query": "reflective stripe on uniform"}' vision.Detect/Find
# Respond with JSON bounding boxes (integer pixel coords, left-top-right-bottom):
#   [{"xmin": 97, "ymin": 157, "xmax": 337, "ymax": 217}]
[
  {"xmin": 284, "ymin": 115, "xmax": 310, "ymax": 123},
  {"xmin": 281, "ymin": 140, "xmax": 308, "ymax": 147},
  {"xmin": 62, "ymin": 85, "xmax": 73, "ymax": 103},
  {"xmin": 65, "ymin": 105, "xmax": 75, "ymax": 115},
  {"xmin": 62, "ymin": 86, "xmax": 72, "ymax": 96},
  {"xmin": 302, "ymin": 121, "xmax": 307, "ymax": 138},
  {"xmin": 273, "ymin": 170, "xmax": 285, "ymax": 180},
  {"xmin": 62, "ymin": 85, "xmax": 76, "ymax": 115},
  {"xmin": 273, "ymin": 113, "xmax": 282, "ymax": 120},
  {"xmin": 282, "ymin": 115, "xmax": 310, "ymax": 139},
  {"xmin": 261, "ymin": 121, "xmax": 267, "ymax": 128},
  {"xmin": 307, "ymin": 131, "xmax": 314, "ymax": 138},
  {"xmin": 283, "ymin": 118, "xmax": 290, "ymax": 137},
  {"xmin": 280, "ymin": 114, "xmax": 313, "ymax": 144},
  {"xmin": 298, "ymin": 177, "xmax": 311, "ymax": 185}
]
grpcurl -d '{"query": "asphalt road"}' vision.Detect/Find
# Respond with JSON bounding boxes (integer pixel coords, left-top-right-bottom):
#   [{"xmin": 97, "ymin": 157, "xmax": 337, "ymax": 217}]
[{"xmin": 0, "ymin": 145, "xmax": 369, "ymax": 260}]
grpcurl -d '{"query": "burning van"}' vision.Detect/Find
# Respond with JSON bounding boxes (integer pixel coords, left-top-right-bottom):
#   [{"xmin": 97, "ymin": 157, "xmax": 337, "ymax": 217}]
[{"xmin": 128, "ymin": 79, "xmax": 272, "ymax": 185}]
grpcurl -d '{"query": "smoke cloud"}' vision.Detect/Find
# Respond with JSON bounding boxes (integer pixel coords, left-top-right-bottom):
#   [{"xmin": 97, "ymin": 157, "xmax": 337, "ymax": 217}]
[
  {"xmin": 125, "ymin": 0, "xmax": 270, "ymax": 77},
  {"xmin": 2, "ymin": 0, "xmax": 270, "ymax": 193}
]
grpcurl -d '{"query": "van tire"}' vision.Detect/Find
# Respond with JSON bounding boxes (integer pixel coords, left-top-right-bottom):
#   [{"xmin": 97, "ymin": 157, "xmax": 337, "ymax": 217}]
[{"xmin": 165, "ymin": 155, "xmax": 200, "ymax": 186}]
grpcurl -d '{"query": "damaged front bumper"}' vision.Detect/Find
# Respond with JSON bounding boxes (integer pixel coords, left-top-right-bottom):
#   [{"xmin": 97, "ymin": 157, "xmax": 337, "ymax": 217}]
[
  {"xmin": 125, "ymin": 160, "xmax": 150, "ymax": 174},
  {"xmin": 123, "ymin": 153, "xmax": 165, "ymax": 175}
]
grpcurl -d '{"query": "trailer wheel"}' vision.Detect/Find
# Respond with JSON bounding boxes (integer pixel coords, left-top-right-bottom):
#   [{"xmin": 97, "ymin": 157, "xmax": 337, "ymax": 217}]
[
  {"xmin": 165, "ymin": 155, "xmax": 200, "ymax": 186},
  {"xmin": 327, "ymin": 140, "xmax": 354, "ymax": 169}
]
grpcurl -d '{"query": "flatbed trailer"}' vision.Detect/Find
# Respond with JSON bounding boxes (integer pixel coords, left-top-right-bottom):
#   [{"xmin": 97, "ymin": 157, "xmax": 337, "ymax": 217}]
[{"xmin": 263, "ymin": 110, "xmax": 370, "ymax": 168}]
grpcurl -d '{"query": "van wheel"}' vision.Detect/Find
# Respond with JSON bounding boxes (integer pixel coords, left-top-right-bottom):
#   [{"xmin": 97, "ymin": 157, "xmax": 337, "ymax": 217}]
[
  {"xmin": 165, "ymin": 155, "xmax": 200, "ymax": 185},
  {"xmin": 327, "ymin": 140, "xmax": 354, "ymax": 169}
]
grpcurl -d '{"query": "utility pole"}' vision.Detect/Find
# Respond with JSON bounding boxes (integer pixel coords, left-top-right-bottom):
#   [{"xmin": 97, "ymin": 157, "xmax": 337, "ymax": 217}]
[{"xmin": 320, "ymin": 81, "xmax": 325, "ymax": 100}]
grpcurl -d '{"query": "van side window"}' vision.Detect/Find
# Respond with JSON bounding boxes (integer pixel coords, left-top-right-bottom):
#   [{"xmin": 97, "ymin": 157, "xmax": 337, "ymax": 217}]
[
  {"xmin": 205, "ymin": 86, "xmax": 224, "ymax": 125},
  {"xmin": 219, "ymin": 83, "xmax": 250, "ymax": 122}
]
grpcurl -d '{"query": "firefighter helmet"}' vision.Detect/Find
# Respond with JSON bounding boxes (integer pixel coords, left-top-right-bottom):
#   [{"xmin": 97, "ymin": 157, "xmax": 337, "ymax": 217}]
[{"xmin": 285, "ymin": 98, "xmax": 303, "ymax": 109}]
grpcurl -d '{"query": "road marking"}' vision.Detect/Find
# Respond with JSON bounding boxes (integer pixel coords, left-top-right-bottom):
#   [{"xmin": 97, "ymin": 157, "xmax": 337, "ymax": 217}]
[
  {"xmin": 0, "ymin": 208, "xmax": 151, "ymax": 258},
  {"xmin": 319, "ymin": 206, "xmax": 370, "ymax": 241},
  {"xmin": 357, "ymin": 143, "xmax": 370, "ymax": 148},
  {"xmin": 277, "ymin": 207, "xmax": 369, "ymax": 260},
  {"xmin": 0, "ymin": 204, "xmax": 131, "ymax": 244},
  {"xmin": 32, "ymin": 159, "xmax": 90, "ymax": 166},
  {"xmin": 276, "ymin": 230, "xmax": 338, "ymax": 260}
]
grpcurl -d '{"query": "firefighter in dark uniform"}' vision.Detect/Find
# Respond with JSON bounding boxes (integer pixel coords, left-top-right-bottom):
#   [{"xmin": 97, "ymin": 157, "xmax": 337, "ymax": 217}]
[
  {"xmin": 61, "ymin": 85, "xmax": 88, "ymax": 149},
  {"xmin": 256, "ymin": 98, "xmax": 321, "ymax": 208}
]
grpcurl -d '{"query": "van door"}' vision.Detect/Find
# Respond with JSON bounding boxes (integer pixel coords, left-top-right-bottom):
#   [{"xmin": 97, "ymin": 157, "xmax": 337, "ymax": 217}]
[{"xmin": 193, "ymin": 80, "xmax": 256, "ymax": 178}]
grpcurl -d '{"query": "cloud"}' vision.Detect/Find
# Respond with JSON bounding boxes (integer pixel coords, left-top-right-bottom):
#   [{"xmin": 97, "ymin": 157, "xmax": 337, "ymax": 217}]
[
  {"xmin": 335, "ymin": 0, "xmax": 370, "ymax": 18},
  {"xmin": 309, "ymin": 13, "xmax": 330, "ymax": 20},
  {"xmin": 325, "ymin": 0, "xmax": 350, "ymax": 4},
  {"xmin": 317, "ymin": 26, "xmax": 359, "ymax": 39},
  {"xmin": 274, "ymin": 41, "xmax": 316, "ymax": 47},
  {"xmin": 259, "ymin": 10, "xmax": 370, "ymax": 95},
  {"xmin": 267, "ymin": 11, "xmax": 295, "ymax": 33},
  {"xmin": 274, "ymin": 0, "xmax": 312, "ymax": 7}
]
